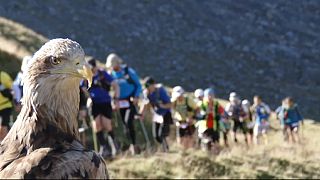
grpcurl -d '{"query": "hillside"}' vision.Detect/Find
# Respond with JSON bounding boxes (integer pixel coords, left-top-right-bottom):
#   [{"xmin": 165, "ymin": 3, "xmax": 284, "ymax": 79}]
[
  {"xmin": 0, "ymin": 0, "xmax": 319, "ymax": 119},
  {"xmin": 0, "ymin": 15, "xmax": 319, "ymax": 179},
  {"xmin": 0, "ymin": 17, "xmax": 47, "ymax": 77}
]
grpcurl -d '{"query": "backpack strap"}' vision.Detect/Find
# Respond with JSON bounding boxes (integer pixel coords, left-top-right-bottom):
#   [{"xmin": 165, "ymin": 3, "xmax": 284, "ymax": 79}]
[
  {"xmin": 124, "ymin": 65, "xmax": 135, "ymax": 84},
  {"xmin": 123, "ymin": 65, "xmax": 137, "ymax": 97},
  {"xmin": 185, "ymin": 96, "xmax": 193, "ymax": 112}
]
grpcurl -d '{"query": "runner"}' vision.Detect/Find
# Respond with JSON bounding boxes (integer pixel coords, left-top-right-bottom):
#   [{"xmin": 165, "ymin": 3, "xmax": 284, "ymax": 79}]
[
  {"xmin": 275, "ymin": 98, "xmax": 288, "ymax": 141},
  {"xmin": 250, "ymin": 95, "xmax": 271, "ymax": 145},
  {"xmin": 106, "ymin": 53, "xmax": 142, "ymax": 155},
  {"xmin": 280, "ymin": 97, "xmax": 304, "ymax": 143},
  {"xmin": 225, "ymin": 92, "xmax": 246, "ymax": 144},
  {"xmin": 241, "ymin": 99, "xmax": 255, "ymax": 146},
  {"xmin": 199, "ymin": 88, "xmax": 225, "ymax": 152},
  {"xmin": 171, "ymin": 86, "xmax": 197, "ymax": 150},
  {"xmin": 81, "ymin": 58, "xmax": 120, "ymax": 158},
  {"xmin": 0, "ymin": 71, "xmax": 13, "ymax": 142},
  {"xmin": 140, "ymin": 76, "xmax": 172, "ymax": 152},
  {"xmin": 194, "ymin": 88, "xmax": 205, "ymax": 148}
]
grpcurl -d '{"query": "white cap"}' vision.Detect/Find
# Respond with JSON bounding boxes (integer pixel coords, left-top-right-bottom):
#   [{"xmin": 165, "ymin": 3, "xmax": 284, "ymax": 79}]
[
  {"xmin": 242, "ymin": 99, "xmax": 250, "ymax": 106},
  {"xmin": 229, "ymin": 92, "xmax": 240, "ymax": 102},
  {"xmin": 21, "ymin": 56, "xmax": 32, "ymax": 72},
  {"xmin": 194, "ymin": 89, "xmax": 204, "ymax": 98},
  {"xmin": 229, "ymin": 92, "xmax": 237, "ymax": 98},
  {"xmin": 171, "ymin": 86, "xmax": 185, "ymax": 101},
  {"xmin": 106, "ymin": 53, "xmax": 123, "ymax": 68}
]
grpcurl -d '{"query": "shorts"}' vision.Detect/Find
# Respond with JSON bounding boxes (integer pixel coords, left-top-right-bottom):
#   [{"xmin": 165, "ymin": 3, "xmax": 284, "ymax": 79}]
[
  {"xmin": 163, "ymin": 111, "xmax": 173, "ymax": 125},
  {"xmin": 253, "ymin": 122, "xmax": 269, "ymax": 136},
  {"xmin": 233, "ymin": 120, "xmax": 245, "ymax": 133},
  {"xmin": 220, "ymin": 120, "xmax": 231, "ymax": 132},
  {"xmin": 0, "ymin": 108, "xmax": 12, "ymax": 127},
  {"xmin": 246, "ymin": 128, "xmax": 254, "ymax": 135},
  {"xmin": 204, "ymin": 128, "xmax": 220, "ymax": 143},
  {"xmin": 285, "ymin": 122, "xmax": 299, "ymax": 132},
  {"xmin": 92, "ymin": 102, "xmax": 112, "ymax": 119},
  {"xmin": 177, "ymin": 124, "xmax": 195, "ymax": 137},
  {"xmin": 79, "ymin": 105, "xmax": 87, "ymax": 111}
]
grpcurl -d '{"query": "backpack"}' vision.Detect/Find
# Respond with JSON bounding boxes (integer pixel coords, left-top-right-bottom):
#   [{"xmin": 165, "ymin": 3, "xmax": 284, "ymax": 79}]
[
  {"xmin": 123, "ymin": 65, "xmax": 138, "ymax": 98},
  {"xmin": 200, "ymin": 101, "xmax": 220, "ymax": 130},
  {"xmin": 149, "ymin": 86, "xmax": 161, "ymax": 109},
  {"xmin": 0, "ymin": 71, "xmax": 13, "ymax": 101},
  {"xmin": 173, "ymin": 96, "xmax": 193, "ymax": 113},
  {"xmin": 91, "ymin": 70, "xmax": 111, "ymax": 92},
  {"xmin": 228, "ymin": 103, "xmax": 243, "ymax": 121}
]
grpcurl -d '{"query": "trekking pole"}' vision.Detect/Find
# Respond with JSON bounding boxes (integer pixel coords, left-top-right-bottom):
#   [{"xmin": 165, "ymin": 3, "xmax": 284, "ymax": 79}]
[
  {"xmin": 87, "ymin": 105, "xmax": 98, "ymax": 152},
  {"xmin": 113, "ymin": 107, "xmax": 119, "ymax": 129},
  {"xmin": 133, "ymin": 105, "xmax": 152, "ymax": 153},
  {"xmin": 133, "ymin": 112, "xmax": 151, "ymax": 152}
]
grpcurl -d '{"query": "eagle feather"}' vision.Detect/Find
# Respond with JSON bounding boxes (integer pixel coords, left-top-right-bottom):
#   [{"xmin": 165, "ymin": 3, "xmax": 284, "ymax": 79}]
[{"xmin": 0, "ymin": 38, "xmax": 108, "ymax": 179}]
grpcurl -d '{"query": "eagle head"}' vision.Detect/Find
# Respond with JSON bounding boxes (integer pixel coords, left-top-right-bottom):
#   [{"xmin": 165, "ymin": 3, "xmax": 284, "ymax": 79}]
[
  {"xmin": 26, "ymin": 38, "xmax": 92, "ymax": 86},
  {"xmin": 20, "ymin": 38, "xmax": 93, "ymax": 136}
]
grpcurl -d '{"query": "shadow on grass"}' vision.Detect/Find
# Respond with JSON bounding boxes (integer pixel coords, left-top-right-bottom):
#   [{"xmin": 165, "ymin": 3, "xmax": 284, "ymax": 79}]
[{"xmin": 256, "ymin": 170, "xmax": 276, "ymax": 179}]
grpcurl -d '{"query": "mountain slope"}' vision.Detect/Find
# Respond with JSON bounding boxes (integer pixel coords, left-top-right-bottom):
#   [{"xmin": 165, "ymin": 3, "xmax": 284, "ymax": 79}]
[{"xmin": 0, "ymin": 0, "xmax": 319, "ymax": 119}]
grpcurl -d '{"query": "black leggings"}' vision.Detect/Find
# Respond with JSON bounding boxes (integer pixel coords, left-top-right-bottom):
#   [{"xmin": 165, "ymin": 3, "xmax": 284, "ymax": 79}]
[
  {"xmin": 153, "ymin": 112, "xmax": 171, "ymax": 143},
  {"xmin": 120, "ymin": 105, "xmax": 136, "ymax": 145}
]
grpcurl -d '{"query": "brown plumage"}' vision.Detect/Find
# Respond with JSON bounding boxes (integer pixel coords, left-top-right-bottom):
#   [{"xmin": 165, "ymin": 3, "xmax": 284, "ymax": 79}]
[{"xmin": 0, "ymin": 38, "xmax": 108, "ymax": 179}]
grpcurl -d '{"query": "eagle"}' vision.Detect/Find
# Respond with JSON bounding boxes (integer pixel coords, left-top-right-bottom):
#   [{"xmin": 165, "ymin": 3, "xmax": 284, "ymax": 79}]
[{"xmin": 0, "ymin": 38, "xmax": 109, "ymax": 179}]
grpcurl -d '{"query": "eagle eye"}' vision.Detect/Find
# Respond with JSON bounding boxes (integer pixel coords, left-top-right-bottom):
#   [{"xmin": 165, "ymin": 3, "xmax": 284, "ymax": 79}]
[{"xmin": 49, "ymin": 56, "xmax": 62, "ymax": 65}]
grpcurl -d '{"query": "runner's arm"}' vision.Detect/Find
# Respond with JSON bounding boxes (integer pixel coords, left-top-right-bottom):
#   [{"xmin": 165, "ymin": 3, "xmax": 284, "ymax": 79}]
[{"xmin": 111, "ymin": 80, "xmax": 120, "ymax": 99}]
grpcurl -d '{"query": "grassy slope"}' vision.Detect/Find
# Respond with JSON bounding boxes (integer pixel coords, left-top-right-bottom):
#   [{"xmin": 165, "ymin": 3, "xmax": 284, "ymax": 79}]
[
  {"xmin": 108, "ymin": 118, "xmax": 320, "ymax": 179},
  {"xmin": 1, "ymin": 17, "xmax": 319, "ymax": 179},
  {"xmin": 0, "ymin": 17, "xmax": 47, "ymax": 58},
  {"xmin": 0, "ymin": 17, "xmax": 47, "ymax": 78}
]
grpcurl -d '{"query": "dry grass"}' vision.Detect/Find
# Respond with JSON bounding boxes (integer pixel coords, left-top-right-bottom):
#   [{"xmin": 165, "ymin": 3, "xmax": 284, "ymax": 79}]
[{"xmin": 107, "ymin": 118, "xmax": 320, "ymax": 179}]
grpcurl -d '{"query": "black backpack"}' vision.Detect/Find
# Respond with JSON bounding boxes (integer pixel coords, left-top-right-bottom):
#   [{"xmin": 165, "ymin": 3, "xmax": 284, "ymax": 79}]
[{"xmin": 90, "ymin": 69, "xmax": 111, "ymax": 92}]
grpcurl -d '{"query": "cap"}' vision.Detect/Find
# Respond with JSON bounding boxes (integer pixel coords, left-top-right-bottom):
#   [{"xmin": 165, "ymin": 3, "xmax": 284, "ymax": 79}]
[
  {"xmin": 242, "ymin": 99, "xmax": 250, "ymax": 106},
  {"xmin": 229, "ymin": 92, "xmax": 240, "ymax": 102},
  {"xmin": 143, "ymin": 76, "xmax": 155, "ymax": 88},
  {"xmin": 172, "ymin": 86, "xmax": 185, "ymax": 101},
  {"xmin": 194, "ymin": 89, "xmax": 204, "ymax": 98}
]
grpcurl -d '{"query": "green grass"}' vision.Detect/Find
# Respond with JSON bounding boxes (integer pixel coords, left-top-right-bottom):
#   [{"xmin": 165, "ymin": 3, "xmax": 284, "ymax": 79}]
[{"xmin": 0, "ymin": 50, "xmax": 21, "ymax": 78}]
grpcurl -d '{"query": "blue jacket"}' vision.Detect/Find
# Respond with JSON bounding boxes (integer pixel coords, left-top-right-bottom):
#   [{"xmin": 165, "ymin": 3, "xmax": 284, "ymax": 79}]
[
  {"xmin": 281, "ymin": 104, "xmax": 303, "ymax": 125},
  {"xmin": 81, "ymin": 69, "xmax": 114, "ymax": 103},
  {"xmin": 111, "ymin": 65, "xmax": 142, "ymax": 99},
  {"xmin": 252, "ymin": 103, "xmax": 271, "ymax": 125},
  {"xmin": 144, "ymin": 85, "xmax": 171, "ymax": 116}
]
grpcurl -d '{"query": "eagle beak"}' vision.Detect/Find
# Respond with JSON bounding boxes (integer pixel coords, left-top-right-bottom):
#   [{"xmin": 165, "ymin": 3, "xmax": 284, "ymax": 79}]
[{"xmin": 77, "ymin": 64, "xmax": 93, "ymax": 87}]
